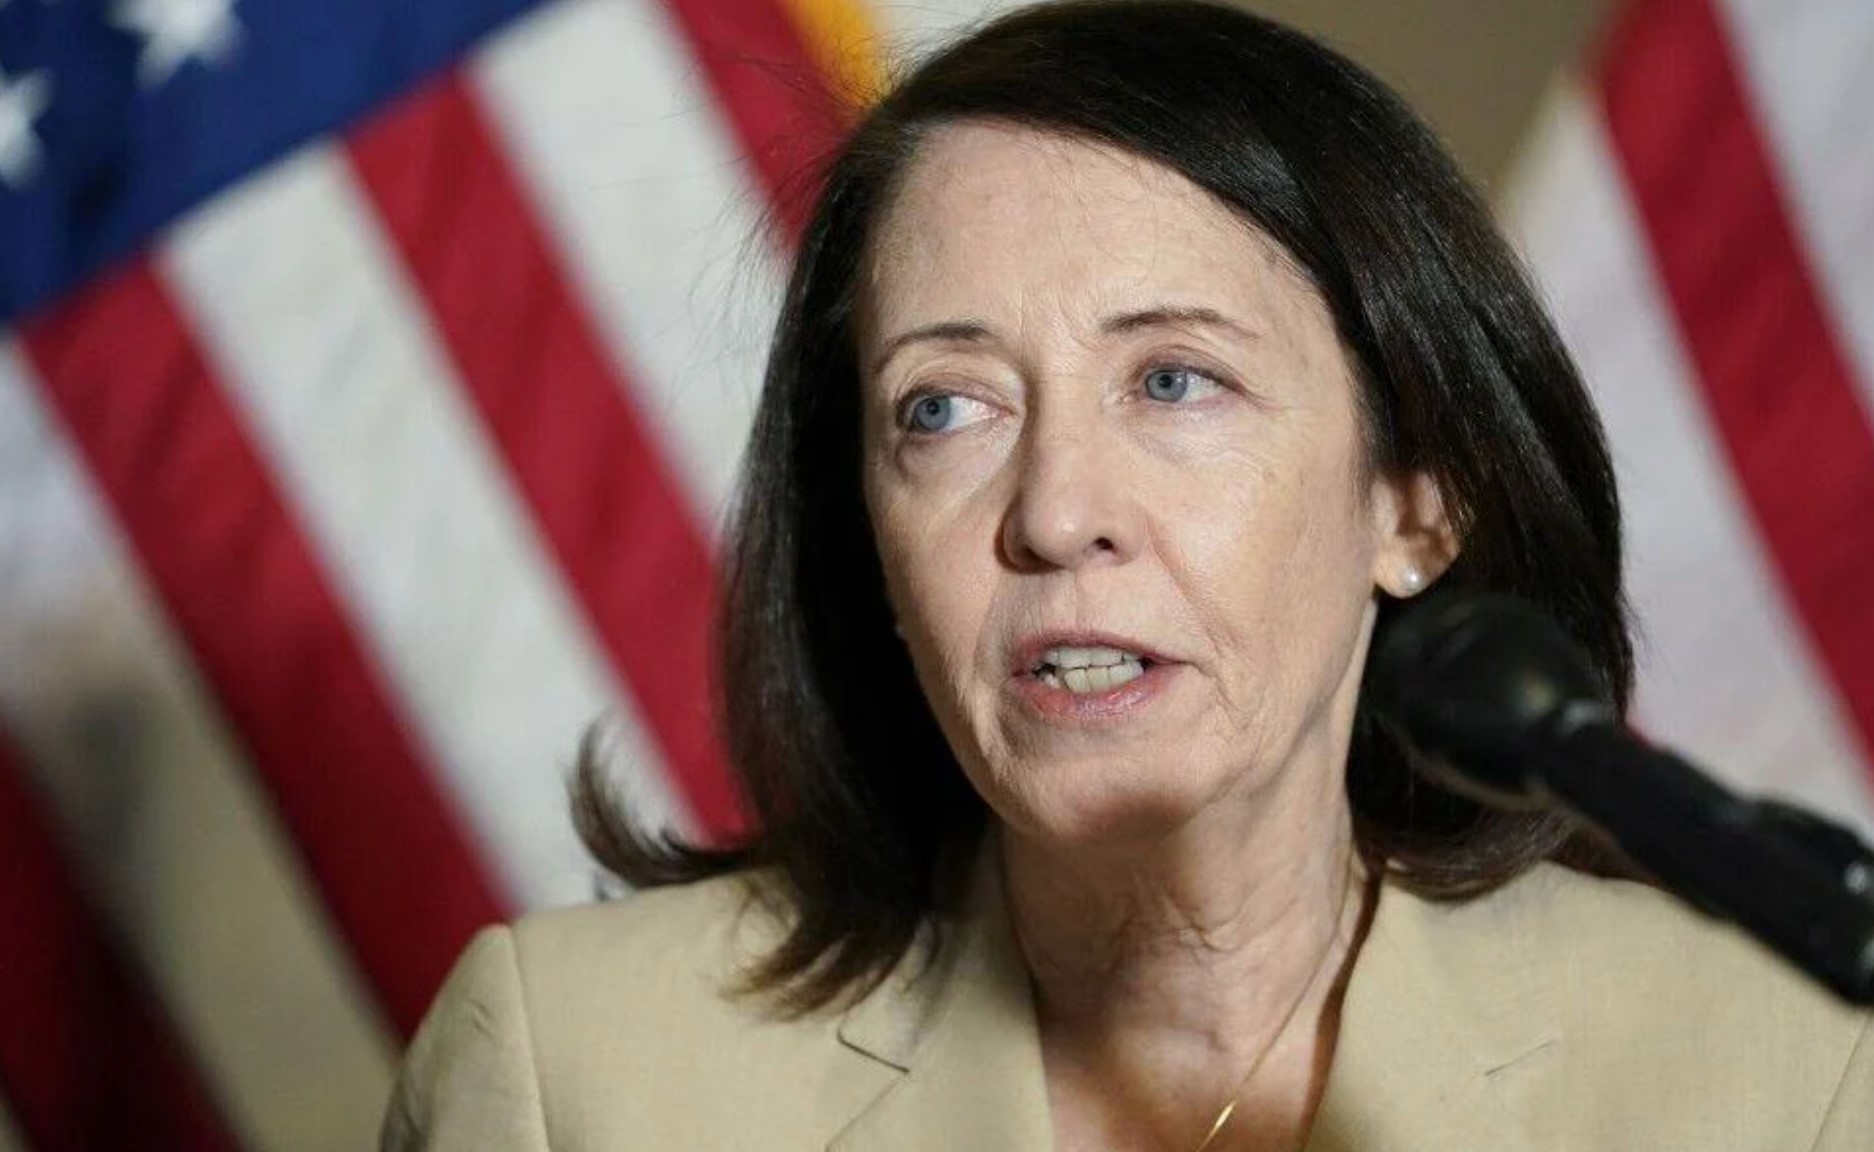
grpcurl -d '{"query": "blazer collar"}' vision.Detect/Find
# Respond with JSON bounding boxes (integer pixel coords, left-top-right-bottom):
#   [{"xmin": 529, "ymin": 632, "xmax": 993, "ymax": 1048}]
[
  {"xmin": 831, "ymin": 845, "xmax": 1556, "ymax": 1152},
  {"xmin": 831, "ymin": 844, "xmax": 1052, "ymax": 1151},
  {"xmin": 1302, "ymin": 874, "xmax": 1555, "ymax": 1152}
]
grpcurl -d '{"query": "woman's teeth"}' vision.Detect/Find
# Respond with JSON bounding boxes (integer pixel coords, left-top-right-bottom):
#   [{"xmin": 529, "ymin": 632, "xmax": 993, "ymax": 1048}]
[{"xmin": 1035, "ymin": 646, "xmax": 1147, "ymax": 694}]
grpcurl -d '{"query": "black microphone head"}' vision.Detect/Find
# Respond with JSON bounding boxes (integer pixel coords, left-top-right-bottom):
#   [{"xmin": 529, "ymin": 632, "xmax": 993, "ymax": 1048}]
[{"xmin": 1367, "ymin": 587, "xmax": 1614, "ymax": 807}]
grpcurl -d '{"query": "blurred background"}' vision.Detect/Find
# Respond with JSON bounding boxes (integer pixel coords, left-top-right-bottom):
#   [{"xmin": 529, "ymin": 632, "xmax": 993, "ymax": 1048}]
[{"xmin": 1, "ymin": 0, "xmax": 1868, "ymax": 1147}]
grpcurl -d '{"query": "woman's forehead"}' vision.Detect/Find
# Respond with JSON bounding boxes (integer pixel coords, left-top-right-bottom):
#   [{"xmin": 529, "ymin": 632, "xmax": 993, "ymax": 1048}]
[{"xmin": 861, "ymin": 122, "xmax": 1321, "ymax": 341}]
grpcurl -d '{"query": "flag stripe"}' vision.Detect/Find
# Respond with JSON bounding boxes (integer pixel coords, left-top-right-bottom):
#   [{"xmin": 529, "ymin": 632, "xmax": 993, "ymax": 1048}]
[
  {"xmin": 1715, "ymin": 0, "xmax": 1874, "ymax": 422},
  {"xmin": 471, "ymin": 0, "xmax": 783, "ymax": 530},
  {"xmin": 0, "ymin": 725, "xmax": 242, "ymax": 1152},
  {"xmin": 1598, "ymin": 0, "xmax": 1874, "ymax": 785},
  {"xmin": 865, "ymin": 0, "xmax": 1006, "ymax": 64},
  {"xmin": 1503, "ymin": 83, "xmax": 1874, "ymax": 832},
  {"xmin": 17, "ymin": 264, "xmax": 508, "ymax": 1038},
  {"xmin": 163, "ymin": 143, "xmax": 687, "ymax": 910},
  {"xmin": 346, "ymin": 74, "xmax": 744, "ymax": 836},
  {"xmin": 0, "ymin": 336, "xmax": 398, "ymax": 1150},
  {"xmin": 654, "ymin": 0, "xmax": 851, "ymax": 237}
]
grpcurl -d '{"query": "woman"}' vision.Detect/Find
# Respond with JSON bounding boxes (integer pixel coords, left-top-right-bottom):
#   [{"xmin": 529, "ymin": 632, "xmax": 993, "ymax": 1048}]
[{"xmin": 384, "ymin": 3, "xmax": 1872, "ymax": 1148}]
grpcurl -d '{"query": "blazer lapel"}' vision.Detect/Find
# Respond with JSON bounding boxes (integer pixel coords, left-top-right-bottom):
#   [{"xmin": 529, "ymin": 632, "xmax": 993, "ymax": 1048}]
[
  {"xmin": 829, "ymin": 847, "xmax": 1053, "ymax": 1152},
  {"xmin": 1304, "ymin": 877, "xmax": 1555, "ymax": 1152}
]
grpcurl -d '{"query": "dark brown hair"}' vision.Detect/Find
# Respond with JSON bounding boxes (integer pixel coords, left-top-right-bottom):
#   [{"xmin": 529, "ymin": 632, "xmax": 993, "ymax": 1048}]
[{"xmin": 574, "ymin": 0, "xmax": 1633, "ymax": 1011}]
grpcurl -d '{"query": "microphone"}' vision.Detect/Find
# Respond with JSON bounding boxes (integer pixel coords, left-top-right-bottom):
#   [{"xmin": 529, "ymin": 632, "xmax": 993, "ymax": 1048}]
[{"xmin": 1368, "ymin": 587, "xmax": 1874, "ymax": 1005}]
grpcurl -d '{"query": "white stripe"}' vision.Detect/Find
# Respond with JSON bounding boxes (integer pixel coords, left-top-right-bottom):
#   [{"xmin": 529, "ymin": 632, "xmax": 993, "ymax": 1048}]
[
  {"xmin": 472, "ymin": 0, "xmax": 782, "ymax": 532},
  {"xmin": 871, "ymin": 0, "xmax": 1016, "ymax": 61},
  {"xmin": 1504, "ymin": 82, "xmax": 1874, "ymax": 835},
  {"xmin": 0, "ymin": 339, "xmax": 396, "ymax": 1152},
  {"xmin": 160, "ymin": 145, "xmax": 691, "ymax": 909},
  {"xmin": 1716, "ymin": 0, "xmax": 1874, "ymax": 419}
]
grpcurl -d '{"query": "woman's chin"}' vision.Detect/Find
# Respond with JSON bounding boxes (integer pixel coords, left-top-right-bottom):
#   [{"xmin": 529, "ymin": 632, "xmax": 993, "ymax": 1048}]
[{"xmin": 989, "ymin": 766, "xmax": 1224, "ymax": 849}]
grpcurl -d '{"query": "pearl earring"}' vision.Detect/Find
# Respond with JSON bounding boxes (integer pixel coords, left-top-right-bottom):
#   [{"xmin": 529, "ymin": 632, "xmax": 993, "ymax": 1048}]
[{"xmin": 1399, "ymin": 566, "xmax": 1425, "ymax": 595}]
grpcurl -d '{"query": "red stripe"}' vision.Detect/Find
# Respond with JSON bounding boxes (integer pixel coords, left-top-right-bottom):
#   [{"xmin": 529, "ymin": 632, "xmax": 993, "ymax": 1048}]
[
  {"xmin": 0, "ymin": 725, "xmax": 244, "ymax": 1152},
  {"xmin": 346, "ymin": 76, "xmax": 746, "ymax": 837},
  {"xmin": 1597, "ymin": 0, "xmax": 1874, "ymax": 783},
  {"xmin": 654, "ymin": 0, "xmax": 850, "ymax": 238},
  {"xmin": 18, "ymin": 263, "xmax": 508, "ymax": 1038}
]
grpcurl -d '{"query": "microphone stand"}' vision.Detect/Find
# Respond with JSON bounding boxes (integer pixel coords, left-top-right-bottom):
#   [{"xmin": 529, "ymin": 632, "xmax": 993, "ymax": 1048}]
[
  {"xmin": 1481, "ymin": 706, "xmax": 1874, "ymax": 1005},
  {"xmin": 1373, "ymin": 589, "xmax": 1874, "ymax": 1006}
]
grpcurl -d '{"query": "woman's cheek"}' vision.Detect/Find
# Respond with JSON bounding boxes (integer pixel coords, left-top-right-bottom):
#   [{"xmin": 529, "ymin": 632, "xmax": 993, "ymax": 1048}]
[
  {"xmin": 889, "ymin": 416, "xmax": 1019, "ymax": 494},
  {"xmin": 882, "ymin": 432, "xmax": 1016, "ymax": 573},
  {"xmin": 874, "ymin": 481, "xmax": 990, "ymax": 640}
]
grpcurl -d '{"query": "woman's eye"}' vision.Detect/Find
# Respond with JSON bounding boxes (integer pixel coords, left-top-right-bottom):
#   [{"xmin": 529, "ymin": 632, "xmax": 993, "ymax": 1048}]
[
  {"xmin": 1141, "ymin": 366, "xmax": 1225, "ymax": 403},
  {"xmin": 910, "ymin": 395, "xmax": 953, "ymax": 431},
  {"xmin": 900, "ymin": 392, "xmax": 992, "ymax": 435}
]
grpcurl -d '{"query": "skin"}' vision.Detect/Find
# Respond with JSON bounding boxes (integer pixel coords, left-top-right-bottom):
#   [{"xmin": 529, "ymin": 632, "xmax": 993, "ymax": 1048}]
[{"xmin": 858, "ymin": 122, "xmax": 1454, "ymax": 1152}]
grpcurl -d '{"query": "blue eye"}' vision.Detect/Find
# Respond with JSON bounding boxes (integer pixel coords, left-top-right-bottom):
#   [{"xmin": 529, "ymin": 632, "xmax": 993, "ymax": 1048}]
[
  {"xmin": 900, "ymin": 392, "xmax": 996, "ymax": 435},
  {"xmin": 909, "ymin": 394, "xmax": 954, "ymax": 432},
  {"xmin": 1143, "ymin": 366, "xmax": 1219, "ymax": 403}
]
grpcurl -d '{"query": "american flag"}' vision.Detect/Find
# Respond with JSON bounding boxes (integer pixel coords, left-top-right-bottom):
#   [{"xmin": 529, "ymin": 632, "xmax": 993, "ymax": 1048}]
[
  {"xmin": 0, "ymin": 0, "xmax": 1868, "ymax": 1147},
  {"xmin": 1506, "ymin": 0, "xmax": 1874, "ymax": 842}
]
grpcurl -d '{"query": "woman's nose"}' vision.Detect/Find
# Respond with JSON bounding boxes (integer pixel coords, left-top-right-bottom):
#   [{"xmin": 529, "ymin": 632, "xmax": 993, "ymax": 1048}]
[{"xmin": 999, "ymin": 418, "xmax": 1142, "ymax": 571}]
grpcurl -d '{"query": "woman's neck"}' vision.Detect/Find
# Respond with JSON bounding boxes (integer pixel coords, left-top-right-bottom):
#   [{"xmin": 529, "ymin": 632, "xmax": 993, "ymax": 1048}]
[{"xmin": 1001, "ymin": 782, "xmax": 1371, "ymax": 1150}]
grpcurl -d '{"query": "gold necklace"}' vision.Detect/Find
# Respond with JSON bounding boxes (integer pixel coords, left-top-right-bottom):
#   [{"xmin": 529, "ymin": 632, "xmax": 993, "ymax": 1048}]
[
  {"xmin": 1193, "ymin": 1098, "xmax": 1240, "ymax": 1152},
  {"xmin": 1189, "ymin": 865, "xmax": 1368, "ymax": 1152},
  {"xmin": 1187, "ymin": 965, "xmax": 1310, "ymax": 1152}
]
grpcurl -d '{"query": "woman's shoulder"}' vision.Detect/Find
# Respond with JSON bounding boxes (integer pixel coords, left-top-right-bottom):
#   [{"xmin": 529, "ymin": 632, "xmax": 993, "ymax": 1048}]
[
  {"xmin": 1389, "ymin": 861, "xmax": 1872, "ymax": 1149},
  {"xmin": 506, "ymin": 868, "xmax": 791, "ymax": 990},
  {"xmin": 385, "ymin": 871, "xmax": 879, "ymax": 1150},
  {"xmin": 494, "ymin": 869, "xmax": 828, "ymax": 1060},
  {"xmin": 1404, "ymin": 860, "xmax": 1867, "ymax": 1031},
  {"xmin": 1450, "ymin": 861, "xmax": 1861, "ymax": 998}
]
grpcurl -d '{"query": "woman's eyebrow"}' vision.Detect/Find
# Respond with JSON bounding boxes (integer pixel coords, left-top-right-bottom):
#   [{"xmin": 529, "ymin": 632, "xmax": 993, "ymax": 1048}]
[
  {"xmin": 869, "ymin": 306, "xmax": 1255, "ymax": 377},
  {"xmin": 1101, "ymin": 305, "xmax": 1259, "ymax": 341},
  {"xmin": 869, "ymin": 320, "xmax": 993, "ymax": 377}
]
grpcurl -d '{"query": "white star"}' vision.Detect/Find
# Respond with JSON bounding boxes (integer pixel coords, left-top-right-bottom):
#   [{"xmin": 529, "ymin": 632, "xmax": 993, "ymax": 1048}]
[
  {"xmin": 110, "ymin": 0, "xmax": 240, "ymax": 89},
  {"xmin": 0, "ymin": 64, "xmax": 52, "ymax": 191}
]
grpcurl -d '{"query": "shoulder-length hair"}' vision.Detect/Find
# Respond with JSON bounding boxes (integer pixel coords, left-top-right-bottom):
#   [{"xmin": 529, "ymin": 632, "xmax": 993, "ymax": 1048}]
[{"xmin": 575, "ymin": 0, "xmax": 1633, "ymax": 1011}]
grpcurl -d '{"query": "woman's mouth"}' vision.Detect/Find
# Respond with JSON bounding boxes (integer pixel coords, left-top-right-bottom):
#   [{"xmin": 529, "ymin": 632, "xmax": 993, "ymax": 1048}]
[
  {"xmin": 1011, "ymin": 638, "xmax": 1179, "ymax": 721},
  {"xmin": 1030, "ymin": 645, "xmax": 1150, "ymax": 694}
]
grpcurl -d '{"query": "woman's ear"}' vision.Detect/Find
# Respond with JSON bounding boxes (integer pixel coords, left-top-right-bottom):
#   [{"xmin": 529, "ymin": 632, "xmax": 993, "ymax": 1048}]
[{"xmin": 1370, "ymin": 469, "xmax": 1458, "ymax": 598}]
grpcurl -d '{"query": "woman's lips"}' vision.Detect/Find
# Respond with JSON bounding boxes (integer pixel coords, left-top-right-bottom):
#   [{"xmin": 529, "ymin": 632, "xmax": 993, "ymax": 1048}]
[
  {"xmin": 1007, "ymin": 659, "xmax": 1181, "ymax": 722},
  {"xmin": 1010, "ymin": 632, "xmax": 1170, "ymax": 675}
]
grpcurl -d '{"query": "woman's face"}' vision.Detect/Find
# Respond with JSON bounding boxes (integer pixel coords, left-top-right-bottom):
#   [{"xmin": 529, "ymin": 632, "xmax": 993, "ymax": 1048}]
[{"xmin": 859, "ymin": 123, "xmax": 1435, "ymax": 845}]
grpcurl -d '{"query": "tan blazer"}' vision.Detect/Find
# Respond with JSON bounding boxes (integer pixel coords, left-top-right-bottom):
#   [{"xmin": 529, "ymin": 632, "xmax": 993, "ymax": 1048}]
[{"xmin": 383, "ymin": 855, "xmax": 1873, "ymax": 1150}]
